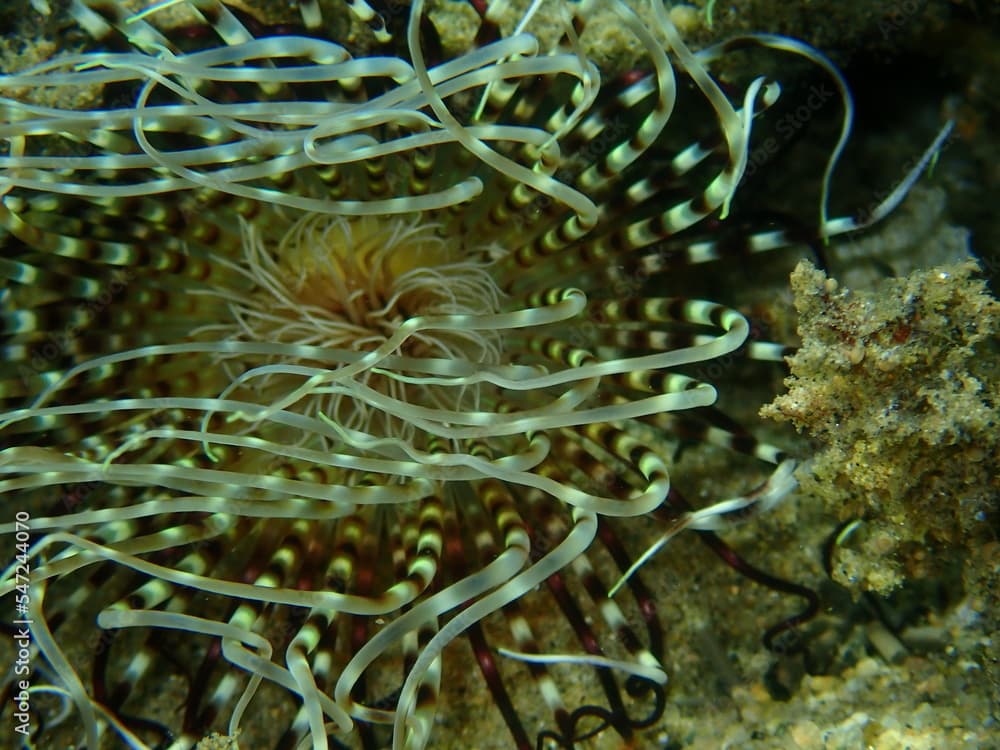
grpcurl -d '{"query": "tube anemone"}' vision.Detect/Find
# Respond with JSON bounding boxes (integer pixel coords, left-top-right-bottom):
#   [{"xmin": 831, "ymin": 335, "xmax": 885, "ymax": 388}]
[{"xmin": 0, "ymin": 1, "xmax": 947, "ymax": 749}]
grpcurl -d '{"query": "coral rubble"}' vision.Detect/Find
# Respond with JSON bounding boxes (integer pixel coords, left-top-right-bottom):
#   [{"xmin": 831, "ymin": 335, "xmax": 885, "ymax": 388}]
[{"xmin": 762, "ymin": 258, "xmax": 999, "ymax": 595}]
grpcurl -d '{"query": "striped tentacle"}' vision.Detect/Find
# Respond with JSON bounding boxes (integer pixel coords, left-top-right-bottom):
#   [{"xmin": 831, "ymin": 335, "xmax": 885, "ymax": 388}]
[
  {"xmin": 0, "ymin": 198, "xmax": 192, "ymax": 270},
  {"xmin": 475, "ymin": 75, "xmax": 577, "ymax": 238},
  {"xmin": 570, "ymin": 5, "xmax": 677, "ymax": 201},
  {"xmin": 497, "ymin": 94, "xmax": 770, "ymax": 297},
  {"xmin": 505, "ymin": 2, "xmax": 733, "ymax": 272},
  {"xmin": 675, "ymin": 408, "xmax": 790, "ymax": 465},
  {"xmin": 580, "ymin": 297, "xmax": 795, "ymax": 466},
  {"xmin": 503, "ymin": 599, "xmax": 573, "ymax": 740},
  {"xmin": 499, "ymin": 488, "xmax": 666, "ymax": 745},
  {"xmin": 176, "ymin": 516, "xmax": 335, "ymax": 744},
  {"xmin": 70, "ymin": 0, "xmax": 179, "ymax": 53},
  {"xmin": 566, "ymin": 549, "xmax": 665, "ymax": 714},
  {"xmin": 495, "ymin": 486, "xmax": 581, "ymax": 741},
  {"xmin": 95, "ymin": 533, "xmax": 224, "ymax": 743},
  {"xmin": 0, "ymin": 203, "xmax": 240, "ymax": 442},
  {"xmin": 274, "ymin": 511, "xmax": 345, "ymax": 750}
]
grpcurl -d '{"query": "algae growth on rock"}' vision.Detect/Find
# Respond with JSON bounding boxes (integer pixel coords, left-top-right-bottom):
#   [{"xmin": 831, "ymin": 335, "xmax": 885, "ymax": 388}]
[{"xmin": 762, "ymin": 258, "xmax": 999, "ymax": 595}]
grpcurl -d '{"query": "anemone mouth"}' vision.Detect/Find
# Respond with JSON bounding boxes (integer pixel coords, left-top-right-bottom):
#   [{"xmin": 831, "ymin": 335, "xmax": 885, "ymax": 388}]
[{"xmin": 192, "ymin": 212, "xmax": 508, "ymax": 443}]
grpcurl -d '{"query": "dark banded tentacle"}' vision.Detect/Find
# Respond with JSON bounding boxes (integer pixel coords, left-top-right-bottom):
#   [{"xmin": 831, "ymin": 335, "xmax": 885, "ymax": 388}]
[
  {"xmin": 70, "ymin": 0, "xmax": 179, "ymax": 52},
  {"xmin": 345, "ymin": 0, "xmax": 392, "ymax": 44},
  {"xmin": 296, "ymin": 0, "xmax": 322, "ymax": 30},
  {"xmin": 0, "ymin": 199, "xmax": 190, "ymax": 269},
  {"xmin": 467, "ymin": 618, "xmax": 532, "ymax": 750},
  {"xmin": 102, "ymin": 555, "xmax": 215, "ymax": 734}
]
